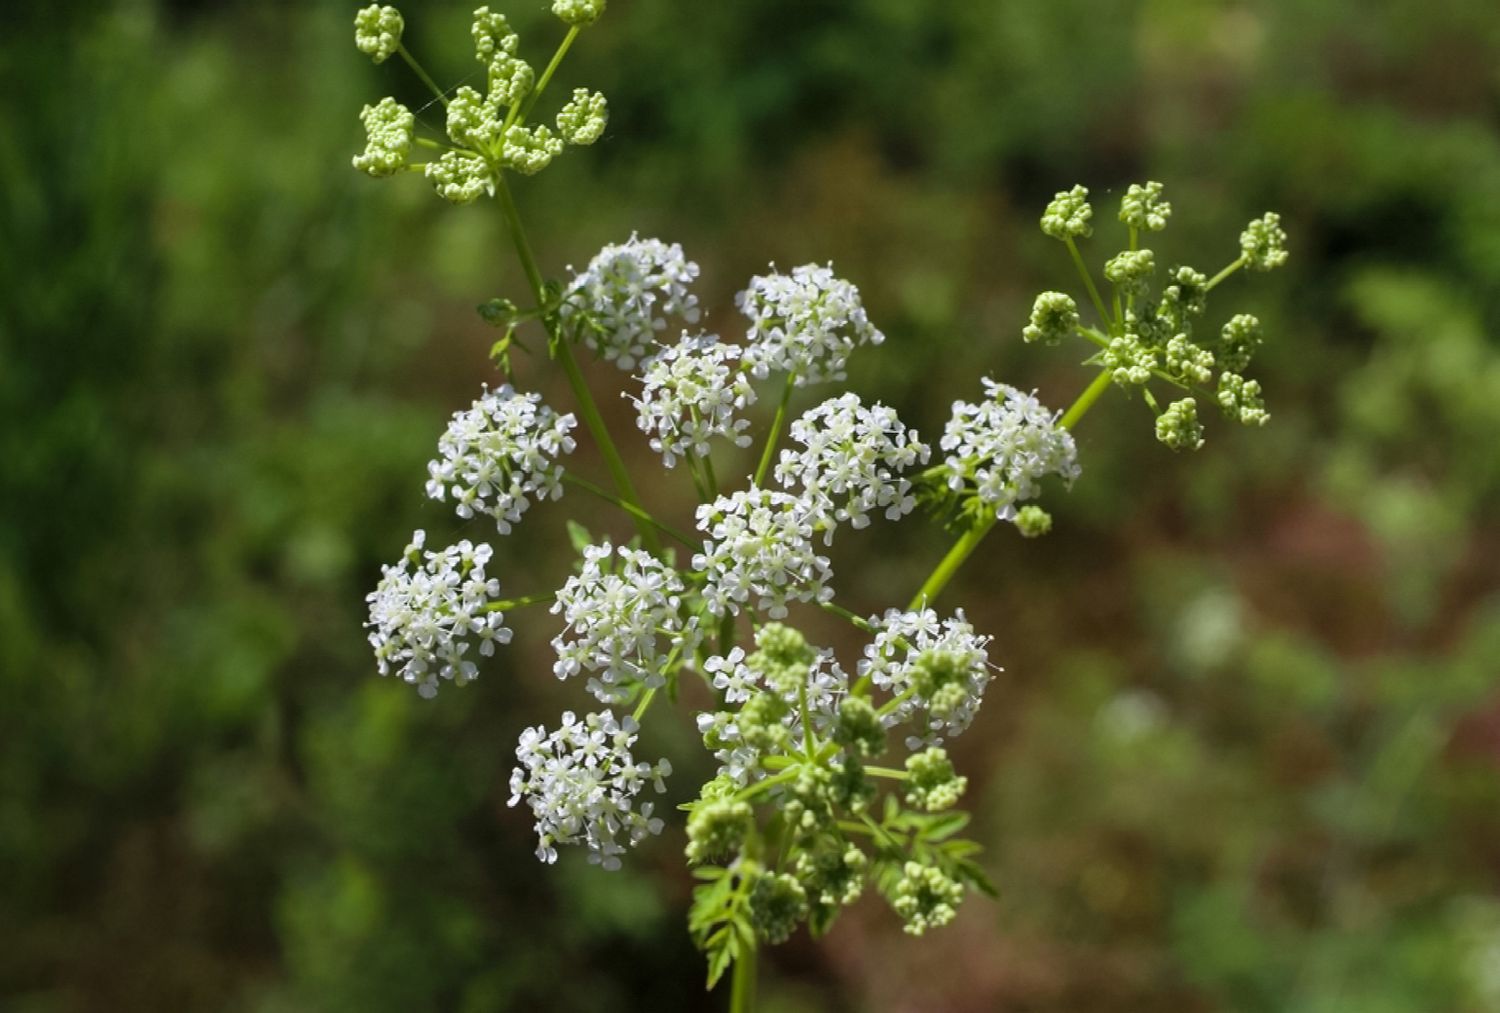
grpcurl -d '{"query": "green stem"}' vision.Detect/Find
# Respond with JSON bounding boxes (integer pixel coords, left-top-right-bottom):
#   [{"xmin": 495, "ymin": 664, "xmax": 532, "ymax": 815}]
[
  {"xmin": 1060, "ymin": 368, "xmax": 1113, "ymax": 430},
  {"xmin": 906, "ymin": 518, "xmax": 996, "ymax": 611},
  {"xmin": 818, "ymin": 600, "xmax": 875, "ymax": 634},
  {"xmin": 520, "ymin": 25, "xmax": 580, "ymax": 124},
  {"xmin": 563, "ymin": 473, "xmax": 697, "ymax": 548},
  {"xmin": 754, "ymin": 374, "xmax": 796, "ymax": 487},
  {"xmin": 863, "ymin": 765, "xmax": 908, "ymax": 781},
  {"xmin": 631, "ymin": 686, "xmax": 657, "ymax": 723},
  {"xmin": 397, "ymin": 44, "xmax": 448, "ymax": 107},
  {"xmin": 729, "ymin": 944, "xmax": 757, "ymax": 1013},
  {"xmin": 484, "ymin": 592, "xmax": 556, "ymax": 612},
  {"xmin": 1064, "ymin": 236, "xmax": 1110, "ymax": 328},
  {"xmin": 1205, "ymin": 256, "xmax": 1245, "ymax": 292},
  {"xmin": 493, "ymin": 176, "xmax": 661, "ymax": 554}
]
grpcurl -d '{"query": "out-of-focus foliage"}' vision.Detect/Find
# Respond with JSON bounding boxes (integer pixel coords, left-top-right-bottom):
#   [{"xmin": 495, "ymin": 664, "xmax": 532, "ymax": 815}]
[{"xmin": 2, "ymin": 0, "xmax": 1498, "ymax": 1010}]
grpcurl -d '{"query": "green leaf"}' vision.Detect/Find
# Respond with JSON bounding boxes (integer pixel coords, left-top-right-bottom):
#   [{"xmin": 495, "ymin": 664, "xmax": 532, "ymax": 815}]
[
  {"xmin": 953, "ymin": 857, "xmax": 999, "ymax": 898},
  {"xmin": 921, "ymin": 811, "xmax": 971, "ymax": 842}
]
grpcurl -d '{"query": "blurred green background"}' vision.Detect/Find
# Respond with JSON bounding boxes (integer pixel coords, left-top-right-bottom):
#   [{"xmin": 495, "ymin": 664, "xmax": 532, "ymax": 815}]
[{"xmin": 5, "ymin": 0, "xmax": 1500, "ymax": 1010}]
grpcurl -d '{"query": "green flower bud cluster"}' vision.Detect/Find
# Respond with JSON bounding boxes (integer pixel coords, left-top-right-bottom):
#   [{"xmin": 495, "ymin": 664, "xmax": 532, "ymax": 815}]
[
  {"xmin": 1119, "ymin": 181, "xmax": 1172, "ymax": 232},
  {"xmin": 686, "ymin": 797, "xmax": 753, "ymax": 864},
  {"xmin": 553, "ymin": 0, "xmax": 606, "ymax": 26},
  {"xmin": 891, "ymin": 861, "xmax": 965, "ymax": 936},
  {"xmin": 797, "ymin": 842, "xmax": 867, "ymax": 932},
  {"xmin": 1023, "ymin": 180, "xmax": 1286, "ymax": 453},
  {"xmin": 1104, "ymin": 249, "xmax": 1155, "ymax": 301},
  {"xmin": 1040, "ymin": 185, "xmax": 1093, "ymax": 240},
  {"xmin": 1103, "ymin": 333, "xmax": 1157, "ymax": 386},
  {"xmin": 352, "ymin": 97, "xmax": 414, "ymax": 177},
  {"xmin": 1155, "ymin": 397, "xmax": 1205, "ymax": 451},
  {"xmin": 1014, "ymin": 504, "xmax": 1053, "ymax": 538},
  {"xmin": 1164, "ymin": 334, "xmax": 1214, "ymax": 385},
  {"xmin": 749, "ymin": 872, "xmax": 808, "ymax": 944},
  {"xmin": 1218, "ymin": 313, "xmax": 1263, "ymax": 373},
  {"xmin": 1022, "ymin": 291, "xmax": 1079, "ymax": 346},
  {"xmin": 351, "ymin": 3, "xmax": 611, "ymax": 200},
  {"xmin": 354, "ymin": 4, "xmax": 403, "ymax": 64},
  {"xmin": 834, "ymin": 696, "xmax": 886, "ymax": 757},
  {"xmin": 904, "ymin": 748, "xmax": 967, "ymax": 812},
  {"xmin": 1217, "ymin": 372, "xmax": 1270, "ymax": 426},
  {"xmin": 1241, "ymin": 212, "xmax": 1289, "ymax": 271},
  {"xmin": 556, "ymin": 88, "xmax": 609, "ymax": 146}
]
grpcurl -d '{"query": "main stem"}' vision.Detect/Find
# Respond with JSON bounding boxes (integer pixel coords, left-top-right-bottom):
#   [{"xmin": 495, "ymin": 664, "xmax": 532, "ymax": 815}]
[
  {"xmin": 729, "ymin": 945, "xmax": 757, "ymax": 1013},
  {"xmin": 494, "ymin": 176, "xmax": 661, "ymax": 554}
]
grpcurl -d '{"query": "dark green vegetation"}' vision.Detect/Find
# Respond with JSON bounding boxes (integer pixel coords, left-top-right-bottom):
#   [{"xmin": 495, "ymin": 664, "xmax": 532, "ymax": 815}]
[{"xmin": 4, "ymin": 1, "xmax": 1500, "ymax": 1010}]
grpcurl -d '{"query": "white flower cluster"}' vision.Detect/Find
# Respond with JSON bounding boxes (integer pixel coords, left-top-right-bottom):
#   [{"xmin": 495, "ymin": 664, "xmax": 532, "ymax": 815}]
[
  {"xmin": 631, "ymin": 334, "xmax": 757, "ymax": 468},
  {"xmin": 508, "ymin": 710, "xmax": 670, "ymax": 870},
  {"xmin": 697, "ymin": 648, "xmax": 849, "ymax": 783},
  {"xmin": 860, "ymin": 608, "xmax": 994, "ymax": 743},
  {"xmin": 693, "ymin": 489, "xmax": 834, "ymax": 619},
  {"xmin": 738, "ymin": 264, "xmax": 885, "ymax": 385},
  {"xmin": 561, "ymin": 236, "xmax": 702, "ymax": 370},
  {"xmin": 551, "ymin": 542, "xmax": 700, "ymax": 704},
  {"xmin": 940, "ymin": 380, "xmax": 1081, "ymax": 521},
  {"xmin": 775, "ymin": 394, "xmax": 929, "ymax": 537},
  {"xmin": 366, "ymin": 531, "xmax": 513, "ymax": 699},
  {"xmin": 426, "ymin": 385, "xmax": 578, "ymax": 534}
]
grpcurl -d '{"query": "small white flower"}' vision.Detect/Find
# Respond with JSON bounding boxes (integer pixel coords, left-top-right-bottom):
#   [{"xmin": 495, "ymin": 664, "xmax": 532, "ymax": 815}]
[
  {"xmin": 630, "ymin": 333, "xmax": 757, "ymax": 468},
  {"xmin": 426, "ymin": 385, "xmax": 577, "ymax": 535},
  {"xmin": 551, "ymin": 542, "xmax": 700, "ymax": 704},
  {"xmin": 775, "ymin": 393, "xmax": 929, "ymax": 539},
  {"xmin": 697, "ymin": 647, "xmax": 849, "ymax": 783},
  {"xmin": 738, "ymin": 264, "xmax": 884, "ymax": 385},
  {"xmin": 692, "ymin": 488, "xmax": 834, "ymax": 619},
  {"xmin": 560, "ymin": 235, "xmax": 702, "ymax": 370},
  {"xmin": 940, "ymin": 380, "xmax": 1080, "ymax": 520},
  {"xmin": 507, "ymin": 709, "xmax": 670, "ymax": 870},
  {"xmin": 859, "ymin": 608, "xmax": 995, "ymax": 744},
  {"xmin": 366, "ymin": 530, "xmax": 513, "ymax": 698}
]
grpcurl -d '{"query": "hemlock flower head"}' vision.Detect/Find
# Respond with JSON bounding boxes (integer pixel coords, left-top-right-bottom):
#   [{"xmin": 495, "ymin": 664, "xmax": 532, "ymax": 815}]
[
  {"xmin": 1241, "ymin": 212, "xmax": 1289, "ymax": 271},
  {"xmin": 507, "ymin": 709, "xmax": 671, "ymax": 870},
  {"xmin": 1119, "ymin": 181, "xmax": 1172, "ymax": 232},
  {"xmin": 1040, "ymin": 184, "xmax": 1092, "ymax": 240},
  {"xmin": 553, "ymin": 0, "xmax": 606, "ymax": 26},
  {"xmin": 631, "ymin": 334, "xmax": 756, "ymax": 467},
  {"xmin": 1155, "ymin": 397, "xmax": 1205, "ymax": 451},
  {"xmin": 551, "ymin": 541, "xmax": 700, "ymax": 703},
  {"xmin": 738, "ymin": 264, "xmax": 885, "ymax": 385},
  {"xmin": 1217, "ymin": 372, "xmax": 1270, "ymax": 426},
  {"xmin": 354, "ymin": 4, "xmax": 403, "ymax": 64},
  {"xmin": 366, "ymin": 531, "xmax": 513, "ymax": 699},
  {"xmin": 860, "ymin": 608, "xmax": 994, "ymax": 742},
  {"xmin": 940, "ymin": 380, "xmax": 1081, "ymax": 520},
  {"xmin": 425, "ymin": 151, "xmax": 493, "ymax": 204},
  {"xmin": 557, "ymin": 88, "xmax": 608, "ymax": 145},
  {"xmin": 1022, "ymin": 291, "xmax": 1079, "ymax": 346},
  {"xmin": 693, "ymin": 489, "xmax": 835, "ymax": 619},
  {"xmin": 561, "ymin": 235, "xmax": 703, "ymax": 370},
  {"xmin": 1161, "ymin": 265, "xmax": 1209, "ymax": 324},
  {"xmin": 775, "ymin": 394, "xmax": 929, "ymax": 537},
  {"xmin": 426, "ymin": 384, "xmax": 578, "ymax": 533},
  {"xmin": 352, "ymin": 97, "xmax": 414, "ymax": 178},
  {"xmin": 751, "ymin": 872, "xmax": 809, "ymax": 944}
]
